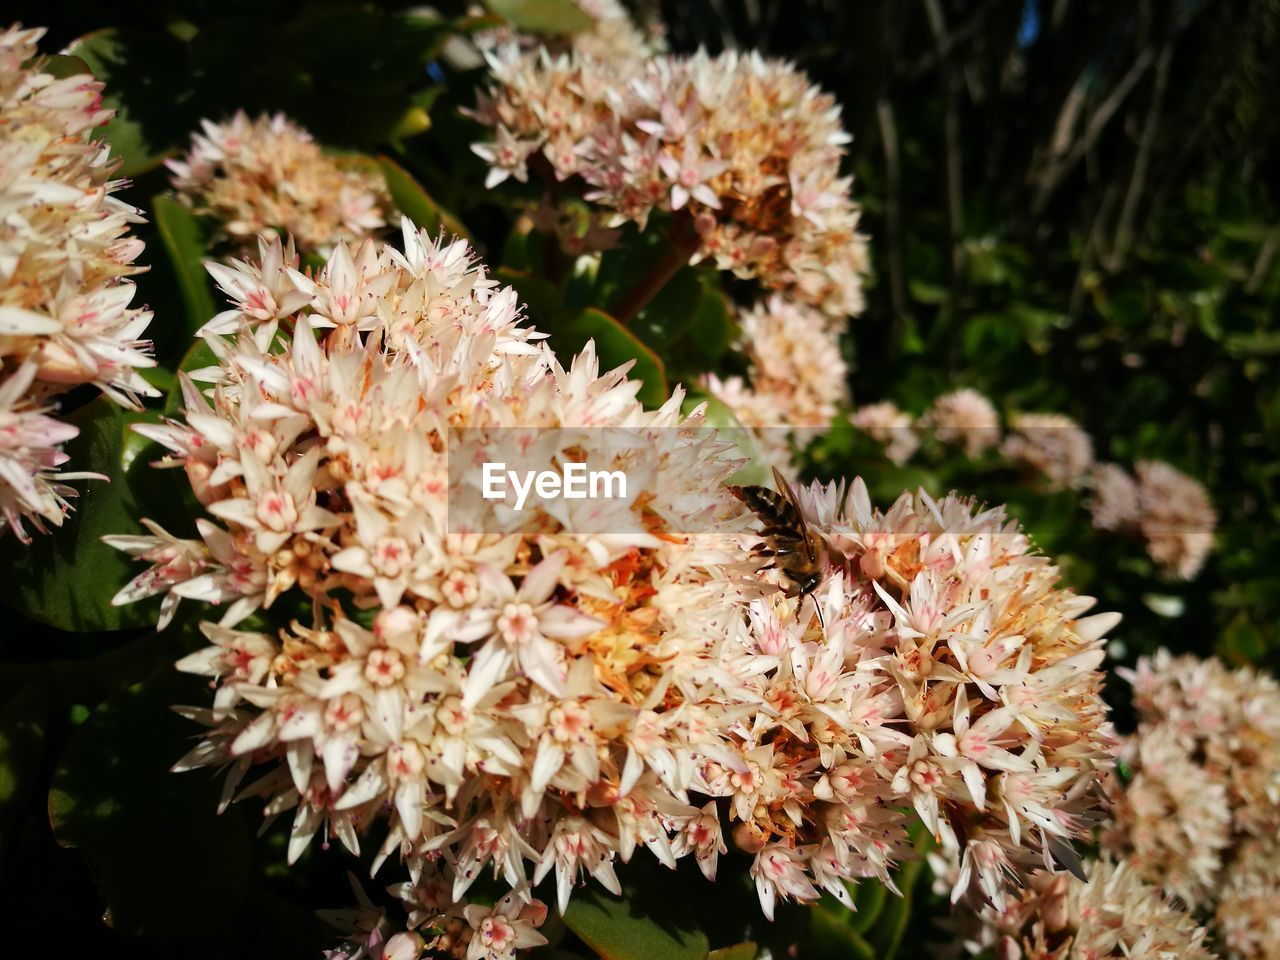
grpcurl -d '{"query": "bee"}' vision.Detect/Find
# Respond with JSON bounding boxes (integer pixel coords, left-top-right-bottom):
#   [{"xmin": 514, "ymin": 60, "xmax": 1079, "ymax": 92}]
[{"xmin": 729, "ymin": 466, "xmax": 828, "ymax": 624}]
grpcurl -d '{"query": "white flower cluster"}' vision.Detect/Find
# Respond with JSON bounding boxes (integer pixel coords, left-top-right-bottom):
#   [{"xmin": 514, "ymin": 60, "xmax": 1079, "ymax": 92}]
[
  {"xmin": 1104, "ymin": 651, "xmax": 1280, "ymax": 958},
  {"xmin": 112, "ymin": 228, "xmax": 1118, "ymax": 956},
  {"xmin": 938, "ymin": 854, "xmax": 1217, "ymax": 960},
  {"xmin": 470, "ymin": 46, "xmax": 868, "ymax": 318},
  {"xmin": 0, "ymin": 23, "xmax": 156, "ymax": 540},
  {"xmin": 704, "ymin": 295, "xmax": 848, "ymax": 473},
  {"xmin": 168, "ymin": 111, "xmax": 392, "ymax": 254}
]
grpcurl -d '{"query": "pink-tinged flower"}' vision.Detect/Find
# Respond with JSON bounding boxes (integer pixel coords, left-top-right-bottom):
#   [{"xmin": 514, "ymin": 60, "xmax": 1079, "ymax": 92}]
[
  {"xmin": 752, "ymin": 845, "xmax": 821, "ymax": 920},
  {"xmin": 472, "ymin": 47, "xmax": 869, "ymax": 317},
  {"xmin": 0, "ymin": 24, "xmax": 156, "ymax": 539},
  {"xmin": 703, "ymin": 295, "xmax": 848, "ymax": 474},
  {"xmin": 457, "ymin": 550, "xmax": 604, "ymax": 703},
  {"xmin": 922, "ymin": 388, "xmax": 1001, "ymax": 458},
  {"xmin": 463, "ymin": 893, "xmax": 548, "ymax": 960},
  {"xmin": 1133, "ymin": 460, "xmax": 1215, "ymax": 579},
  {"xmin": 1086, "ymin": 462, "xmax": 1140, "ymax": 532},
  {"xmin": 851, "ymin": 401, "xmax": 919, "ymax": 464},
  {"xmin": 1001, "ymin": 412, "xmax": 1093, "ymax": 490},
  {"xmin": 168, "ymin": 111, "xmax": 393, "ymax": 254}
]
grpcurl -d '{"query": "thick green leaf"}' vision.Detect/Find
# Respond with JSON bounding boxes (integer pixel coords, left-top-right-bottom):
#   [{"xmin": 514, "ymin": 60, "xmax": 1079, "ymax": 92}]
[
  {"xmin": 805, "ymin": 907, "xmax": 875, "ymax": 960},
  {"xmin": 40, "ymin": 54, "xmax": 92, "ymax": 79},
  {"xmin": 562, "ymin": 882, "xmax": 709, "ymax": 960},
  {"xmin": 683, "ymin": 283, "xmax": 736, "ymax": 361},
  {"xmin": 380, "ymin": 155, "xmax": 472, "ymax": 241},
  {"xmin": 0, "ymin": 399, "xmax": 183, "ymax": 631},
  {"xmin": 707, "ymin": 943, "xmax": 758, "ymax": 960},
  {"xmin": 152, "ymin": 195, "xmax": 216, "ymax": 337},
  {"xmin": 484, "ymin": 0, "xmax": 595, "ymax": 35},
  {"xmin": 49, "ymin": 667, "xmax": 253, "ymax": 942},
  {"xmin": 558, "ymin": 308, "xmax": 669, "ymax": 408}
]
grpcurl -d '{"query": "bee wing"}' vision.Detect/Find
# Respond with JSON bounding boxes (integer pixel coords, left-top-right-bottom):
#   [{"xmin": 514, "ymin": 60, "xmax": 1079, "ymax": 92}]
[
  {"xmin": 771, "ymin": 465, "xmax": 798, "ymax": 506},
  {"xmin": 771, "ymin": 466, "xmax": 820, "ymax": 562}
]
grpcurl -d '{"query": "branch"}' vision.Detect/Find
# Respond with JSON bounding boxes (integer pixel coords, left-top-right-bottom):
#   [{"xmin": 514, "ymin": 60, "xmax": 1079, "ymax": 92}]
[
  {"xmin": 924, "ymin": 0, "xmax": 967, "ymax": 309},
  {"xmin": 876, "ymin": 97, "xmax": 908, "ymax": 329},
  {"xmin": 1104, "ymin": 42, "xmax": 1174, "ymax": 271},
  {"xmin": 610, "ymin": 213, "xmax": 699, "ymax": 324}
]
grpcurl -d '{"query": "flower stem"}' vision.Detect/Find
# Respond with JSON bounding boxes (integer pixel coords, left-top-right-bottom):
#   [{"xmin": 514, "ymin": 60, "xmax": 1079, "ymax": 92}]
[{"xmin": 610, "ymin": 213, "xmax": 699, "ymax": 324}]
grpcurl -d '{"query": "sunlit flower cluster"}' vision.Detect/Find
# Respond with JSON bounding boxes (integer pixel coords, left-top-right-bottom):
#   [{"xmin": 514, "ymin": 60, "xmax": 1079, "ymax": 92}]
[
  {"xmin": 167, "ymin": 111, "xmax": 392, "ymax": 254},
  {"xmin": 110, "ymin": 227, "xmax": 1117, "ymax": 945},
  {"xmin": 941, "ymin": 855, "xmax": 1216, "ymax": 960},
  {"xmin": 1103, "ymin": 652, "xmax": 1280, "ymax": 944},
  {"xmin": 109, "ymin": 223, "xmax": 757, "ymax": 941},
  {"xmin": 704, "ymin": 295, "xmax": 848, "ymax": 471},
  {"xmin": 730, "ymin": 480, "xmax": 1118, "ymax": 917},
  {"xmin": 1000, "ymin": 413, "xmax": 1094, "ymax": 491},
  {"xmin": 470, "ymin": 46, "xmax": 868, "ymax": 318},
  {"xmin": 0, "ymin": 23, "xmax": 156, "ymax": 539}
]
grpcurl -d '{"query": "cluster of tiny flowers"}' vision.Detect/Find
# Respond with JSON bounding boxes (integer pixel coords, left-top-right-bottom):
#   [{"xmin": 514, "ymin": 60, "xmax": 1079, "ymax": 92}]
[
  {"xmin": 0, "ymin": 23, "xmax": 156, "ymax": 540},
  {"xmin": 321, "ymin": 877, "xmax": 551, "ymax": 960},
  {"xmin": 167, "ymin": 111, "xmax": 393, "ymax": 254},
  {"xmin": 566, "ymin": 0, "xmax": 663, "ymax": 70},
  {"xmin": 850, "ymin": 401, "xmax": 919, "ymax": 465},
  {"xmin": 934, "ymin": 853, "xmax": 1217, "ymax": 960},
  {"xmin": 922, "ymin": 389, "xmax": 1002, "ymax": 460},
  {"xmin": 1084, "ymin": 460, "xmax": 1216, "ymax": 579},
  {"xmin": 999, "ymin": 413, "xmax": 1094, "ymax": 492},
  {"xmin": 1101, "ymin": 651, "xmax": 1280, "ymax": 958},
  {"xmin": 110, "ymin": 228, "xmax": 1117, "ymax": 947},
  {"xmin": 704, "ymin": 295, "xmax": 848, "ymax": 472},
  {"xmin": 470, "ymin": 46, "xmax": 868, "ymax": 318},
  {"xmin": 744, "ymin": 480, "xmax": 1117, "ymax": 917}
]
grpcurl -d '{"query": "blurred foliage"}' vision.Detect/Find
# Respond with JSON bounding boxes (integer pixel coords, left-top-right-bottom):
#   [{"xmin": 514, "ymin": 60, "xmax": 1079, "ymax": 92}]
[{"xmin": 2, "ymin": 0, "xmax": 1278, "ymax": 957}]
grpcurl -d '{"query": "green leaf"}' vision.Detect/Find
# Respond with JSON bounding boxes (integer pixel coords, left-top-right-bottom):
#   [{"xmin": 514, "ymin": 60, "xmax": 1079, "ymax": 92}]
[
  {"xmin": 683, "ymin": 283, "xmax": 736, "ymax": 361},
  {"xmin": 0, "ymin": 399, "xmax": 184, "ymax": 631},
  {"xmin": 49, "ymin": 667, "xmax": 253, "ymax": 942},
  {"xmin": 805, "ymin": 907, "xmax": 875, "ymax": 960},
  {"xmin": 0, "ymin": 684, "xmax": 49, "ymax": 859},
  {"xmin": 152, "ymin": 195, "xmax": 216, "ymax": 337},
  {"xmin": 484, "ymin": 0, "xmax": 595, "ymax": 35},
  {"xmin": 562, "ymin": 882, "xmax": 710, "ymax": 960},
  {"xmin": 849, "ymin": 879, "xmax": 887, "ymax": 934},
  {"xmin": 380, "ymin": 155, "xmax": 472, "ymax": 241},
  {"xmin": 557, "ymin": 308, "xmax": 669, "ymax": 408},
  {"xmin": 40, "ymin": 54, "xmax": 92, "ymax": 79},
  {"xmin": 707, "ymin": 943, "xmax": 758, "ymax": 960},
  {"xmin": 867, "ymin": 828, "xmax": 933, "ymax": 960}
]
